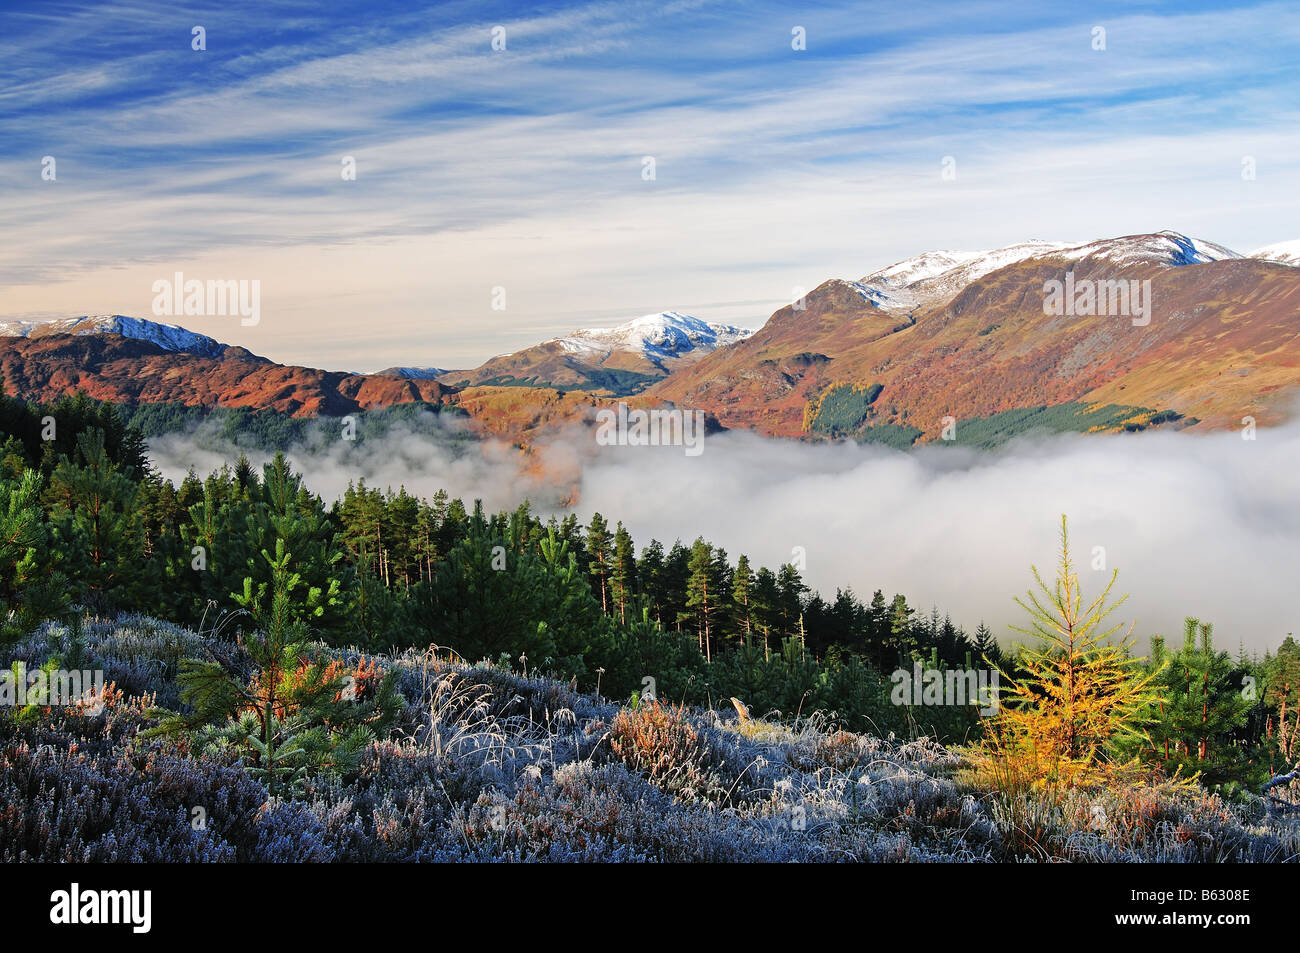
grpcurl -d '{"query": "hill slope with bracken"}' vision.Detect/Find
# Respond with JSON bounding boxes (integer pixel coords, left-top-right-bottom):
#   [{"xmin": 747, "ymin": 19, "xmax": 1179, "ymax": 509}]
[
  {"xmin": 650, "ymin": 231, "xmax": 1300, "ymax": 442},
  {"xmin": 0, "ymin": 318, "xmax": 633, "ymax": 451}
]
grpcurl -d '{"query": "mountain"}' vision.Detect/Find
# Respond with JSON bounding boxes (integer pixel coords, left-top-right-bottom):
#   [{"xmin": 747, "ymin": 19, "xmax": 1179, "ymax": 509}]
[
  {"xmin": 650, "ymin": 231, "xmax": 1300, "ymax": 443},
  {"xmin": 439, "ymin": 311, "xmax": 753, "ymax": 395},
  {"xmin": 5, "ymin": 232, "xmax": 1299, "ymax": 447},
  {"xmin": 558, "ymin": 311, "xmax": 753, "ymax": 364},
  {"xmin": 852, "ymin": 241, "xmax": 1074, "ymax": 315},
  {"xmin": 374, "ymin": 366, "xmax": 448, "ymax": 380},
  {"xmin": 1248, "ymin": 240, "xmax": 1300, "ymax": 266},
  {"xmin": 0, "ymin": 314, "xmax": 230, "ymax": 359},
  {"xmin": 0, "ymin": 314, "xmax": 678, "ymax": 446},
  {"xmin": 851, "ymin": 231, "xmax": 1240, "ymax": 317},
  {"xmin": 0, "ymin": 329, "xmax": 452, "ymax": 417}
]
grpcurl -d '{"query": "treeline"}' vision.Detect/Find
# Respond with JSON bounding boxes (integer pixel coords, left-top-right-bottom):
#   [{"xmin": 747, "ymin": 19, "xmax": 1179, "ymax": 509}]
[{"xmin": 0, "ymin": 388, "xmax": 987, "ymax": 739}]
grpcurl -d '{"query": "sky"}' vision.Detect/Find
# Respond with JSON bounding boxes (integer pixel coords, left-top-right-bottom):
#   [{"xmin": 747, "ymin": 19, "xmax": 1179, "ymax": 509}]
[{"xmin": 2, "ymin": 0, "xmax": 1299, "ymax": 370}]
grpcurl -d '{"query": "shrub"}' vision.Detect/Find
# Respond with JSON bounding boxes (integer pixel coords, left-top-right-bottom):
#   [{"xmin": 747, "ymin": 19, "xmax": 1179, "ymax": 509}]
[{"xmin": 609, "ymin": 701, "xmax": 719, "ymax": 800}]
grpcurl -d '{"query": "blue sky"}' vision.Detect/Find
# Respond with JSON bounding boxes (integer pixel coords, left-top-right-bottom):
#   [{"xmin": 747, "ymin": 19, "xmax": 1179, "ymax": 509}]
[{"xmin": 2, "ymin": 0, "xmax": 1298, "ymax": 368}]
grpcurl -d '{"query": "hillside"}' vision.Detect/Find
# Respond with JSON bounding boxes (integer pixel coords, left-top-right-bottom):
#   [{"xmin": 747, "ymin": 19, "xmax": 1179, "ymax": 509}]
[
  {"xmin": 0, "ymin": 313, "xmax": 731, "ymax": 443},
  {"xmin": 652, "ymin": 231, "xmax": 1300, "ymax": 441},
  {"xmin": 4, "ymin": 613, "xmax": 1296, "ymax": 863},
  {"xmin": 0, "ymin": 314, "xmax": 230, "ymax": 359},
  {"xmin": 0, "ymin": 332, "xmax": 453, "ymax": 417}
]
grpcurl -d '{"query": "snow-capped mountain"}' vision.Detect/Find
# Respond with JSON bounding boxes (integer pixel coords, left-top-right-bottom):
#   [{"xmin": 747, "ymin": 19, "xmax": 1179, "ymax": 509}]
[
  {"xmin": 0, "ymin": 314, "xmax": 228, "ymax": 358},
  {"xmin": 440, "ymin": 311, "xmax": 754, "ymax": 395},
  {"xmin": 3, "ymin": 229, "xmax": 1300, "ymax": 445},
  {"xmin": 375, "ymin": 366, "xmax": 448, "ymax": 379},
  {"xmin": 853, "ymin": 241, "xmax": 1073, "ymax": 313},
  {"xmin": 654, "ymin": 229, "xmax": 1300, "ymax": 441},
  {"xmin": 553, "ymin": 312, "xmax": 753, "ymax": 364},
  {"xmin": 1076, "ymin": 230, "xmax": 1239, "ymax": 266},
  {"xmin": 854, "ymin": 231, "xmax": 1240, "ymax": 315},
  {"xmin": 1247, "ymin": 240, "xmax": 1300, "ymax": 266}
]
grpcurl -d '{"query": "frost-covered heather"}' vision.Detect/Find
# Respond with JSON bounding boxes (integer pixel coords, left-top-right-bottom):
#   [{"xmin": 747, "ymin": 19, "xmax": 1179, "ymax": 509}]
[{"xmin": 2, "ymin": 615, "xmax": 1298, "ymax": 863}]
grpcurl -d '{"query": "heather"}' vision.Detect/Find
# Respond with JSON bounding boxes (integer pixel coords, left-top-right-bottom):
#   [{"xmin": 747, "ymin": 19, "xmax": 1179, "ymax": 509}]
[{"xmin": 2, "ymin": 614, "xmax": 1298, "ymax": 863}]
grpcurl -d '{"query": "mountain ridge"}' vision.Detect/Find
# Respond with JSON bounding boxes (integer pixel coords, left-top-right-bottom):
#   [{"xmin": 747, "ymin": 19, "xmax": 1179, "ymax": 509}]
[
  {"xmin": 650, "ymin": 230, "xmax": 1300, "ymax": 442},
  {"xmin": 437, "ymin": 311, "xmax": 753, "ymax": 395},
  {"xmin": 5, "ymin": 230, "xmax": 1300, "ymax": 446},
  {"xmin": 0, "ymin": 314, "xmax": 233, "ymax": 359}
]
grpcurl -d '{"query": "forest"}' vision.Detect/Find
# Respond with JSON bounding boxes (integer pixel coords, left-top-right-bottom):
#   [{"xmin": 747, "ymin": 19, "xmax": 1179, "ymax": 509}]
[{"xmin": 3, "ymin": 386, "xmax": 1299, "ymax": 812}]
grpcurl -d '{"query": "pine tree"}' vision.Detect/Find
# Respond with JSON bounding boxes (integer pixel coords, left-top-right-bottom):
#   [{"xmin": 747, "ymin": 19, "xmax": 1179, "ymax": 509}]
[
  {"xmin": 45, "ymin": 428, "xmax": 143, "ymax": 610},
  {"xmin": 973, "ymin": 621, "xmax": 1002, "ymax": 667},
  {"xmin": 610, "ymin": 522, "xmax": 636, "ymax": 625},
  {"xmin": 1264, "ymin": 637, "xmax": 1300, "ymax": 769},
  {"xmin": 179, "ymin": 477, "xmax": 253, "ymax": 625},
  {"xmin": 1144, "ymin": 618, "xmax": 1254, "ymax": 784},
  {"xmin": 866, "ymin": 589, "xmax": 890, "ymax": 668},
  {"xmin": 344, "ymin": 536, "xmax": 409, "ymax": 651},
  {"xmin": 0, "ymin": 469, "xmax": 60, "ymax": 639},
  {"xmin": 776, "ymin": 563, "xmax": 808, "ymax": 635},
  {"xmin": 750, "ymin": 567, "xmax": 781, "ymax": 644},
  {"xmin": 637, "ymin": 539, "xmax": 666, "ymax": 624},
  {"xmin": 0, "ymin": 469, "xmax": 42, "ymax": 604},
  {"xmin": 412, "ymin": 498, "xmax": 440, "ymax": 584},
  {"xmin": 148, "ymin": 537, "xmax": 402, "ymax": 798},
  {"xmin": 732, "ymin": 554, "xmax": 754, "ymax": 642},
  {"xmin": 535, "ymin": 527, "xmax": 610, "ymax": 676},
  {"xmin": 587, "ymin": 513, "xmax": 612, "ymax": 614},
  {"xmin": 685, "ymin": 538, "xmax": 714, "ymax": 662},
  {"xmin": 338, "ymin": 480, "xmax": 385, "ymax": 579},
  {"xmin": 711, "ymin": 546, "xmax": 733, "ymax": 640},
  {"xmin": 237, "ymin": 453, "xmax": 345, "ymax": 636},
  {"xmin": 662, "ymin": 541, "xmax": 691, "ymax": 631},
  {"xmin": 888, "ymin": 593, "xmax": 915, "ymax": 666}
]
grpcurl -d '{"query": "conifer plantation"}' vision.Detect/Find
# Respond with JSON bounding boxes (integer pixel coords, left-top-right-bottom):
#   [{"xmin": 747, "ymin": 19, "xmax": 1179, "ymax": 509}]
[{"xmin": 2, "ymin": 391, "xmax": 1299, "ymax": 864}]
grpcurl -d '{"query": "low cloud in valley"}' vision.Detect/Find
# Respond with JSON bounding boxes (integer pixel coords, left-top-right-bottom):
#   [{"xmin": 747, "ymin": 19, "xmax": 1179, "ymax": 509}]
[{"xmin": 148, "ymin": 413, "xmax": 1300, "ymax": 654}]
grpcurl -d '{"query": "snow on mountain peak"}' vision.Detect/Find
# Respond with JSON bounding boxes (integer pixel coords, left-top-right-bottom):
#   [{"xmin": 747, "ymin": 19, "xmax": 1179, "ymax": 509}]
[
  {"xmin": 1061, "ymin": 231, "xmax": 1240, "ymax": 268},
  {"xmin": 854, "ymin": 232, "xmax": 1242, "ymax": 314},
  {"xmin": 1247, "ymin": 240, "xmax": 1300, "ymax": 266},
  {"xmin": 857, "ymin": 241, "xmax": 1073, "ymax": 313},
  {"xmin": 375, "ymin": 366, "xmax": 448, "ymax": 379},
  {"xmin": 0, "ymin": 314, "xmax": 227, "ymax": 357},
  {"xmin": 556, "ymin": 312, "xmax": 753, "ymax": 362}
]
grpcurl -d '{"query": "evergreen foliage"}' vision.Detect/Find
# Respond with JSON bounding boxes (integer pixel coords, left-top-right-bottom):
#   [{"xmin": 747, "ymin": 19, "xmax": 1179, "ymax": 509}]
[
  {"xmin": 1141, "ymin": 618, "xmax": 1259, "ymax": 788},
  {"xmin": 0, "ymin": 390, "xmax": 1291, "ymax": 784}
]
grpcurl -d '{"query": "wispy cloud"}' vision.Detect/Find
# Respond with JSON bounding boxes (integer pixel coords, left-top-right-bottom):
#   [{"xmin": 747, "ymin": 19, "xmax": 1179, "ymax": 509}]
[{"xmin": 2, "ymin": 0, "xmax": 1298, "ymax": 368}]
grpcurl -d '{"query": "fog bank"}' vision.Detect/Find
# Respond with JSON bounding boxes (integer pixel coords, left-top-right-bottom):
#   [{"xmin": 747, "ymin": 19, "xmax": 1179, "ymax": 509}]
[{"xmin": 148, "ymin": 413, "xmax": 1300, "ymax": 654}]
